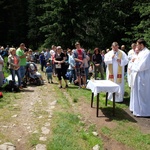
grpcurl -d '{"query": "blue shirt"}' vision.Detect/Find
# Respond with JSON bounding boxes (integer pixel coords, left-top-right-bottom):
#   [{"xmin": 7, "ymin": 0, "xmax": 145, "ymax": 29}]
[{"xmin": 46, "ymin": 66, "xmax": 52, "ymax": 73}]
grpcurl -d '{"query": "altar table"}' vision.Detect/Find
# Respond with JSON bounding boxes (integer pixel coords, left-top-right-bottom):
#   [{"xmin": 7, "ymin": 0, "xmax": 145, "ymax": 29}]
[{"xmin": 86, "ymin": 80, "xmax": 120, "ymax": 117}]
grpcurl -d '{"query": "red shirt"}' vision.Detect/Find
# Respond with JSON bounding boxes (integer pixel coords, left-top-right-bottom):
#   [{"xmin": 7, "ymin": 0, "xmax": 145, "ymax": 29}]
[{"xmin": 77, "ymin": 49, "xmax": 83, "ymax": 60}]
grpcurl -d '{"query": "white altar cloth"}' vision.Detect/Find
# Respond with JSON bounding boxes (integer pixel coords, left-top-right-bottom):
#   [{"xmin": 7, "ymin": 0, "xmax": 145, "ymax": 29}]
[{"xmin": 86, "ymin": 80, "xmax": 119, "ymax": 96}]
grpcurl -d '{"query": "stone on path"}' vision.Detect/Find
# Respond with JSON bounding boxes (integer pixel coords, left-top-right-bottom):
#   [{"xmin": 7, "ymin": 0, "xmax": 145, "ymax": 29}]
[
  {"xmin": 93, "ymin": 144, "xmax": 100, "ymax": 150},
  {"xmin": 0, "ymin": 142, "xmax": 16, "ymax": 150},
  {"xmin": 39, "ymin": 137, "xmax": 47, "ymax": 141},
  {"xmin": 36, "ymin": 144, "xmax": 46, "ymax": 150},
  {"xmin": 41, "ymin": 127, "xmax": 50, "ymax": 135}
]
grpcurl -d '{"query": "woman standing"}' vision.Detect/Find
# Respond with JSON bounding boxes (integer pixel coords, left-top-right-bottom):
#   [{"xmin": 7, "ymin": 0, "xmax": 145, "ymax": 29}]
[
  {"xmin": 92, "ymin": 47, "xmax": 104, "ymax": 79},
  {"xmin": 0, "ymin": 55, "xmax": 4, "ymax": 87},
  {"xmin": 8, "ymin": 48, "xmax": 22, "ymax": 89},
  {"xmin": 54, "ymin": 46, "xmax": 68, "ymax": 88}
]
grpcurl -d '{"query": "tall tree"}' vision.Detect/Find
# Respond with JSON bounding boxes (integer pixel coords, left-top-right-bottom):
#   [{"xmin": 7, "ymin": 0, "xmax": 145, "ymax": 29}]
[
  {"xmin": 27, "ymin": 0, "xmax": 45, "ymax": 49},
  {"xmin": 133, "ymin": 0, "xmax": 150, "ymax": 47},
  {"xmin": 0, "ymin": 0, "xmax": 28, "ymax": 47}
]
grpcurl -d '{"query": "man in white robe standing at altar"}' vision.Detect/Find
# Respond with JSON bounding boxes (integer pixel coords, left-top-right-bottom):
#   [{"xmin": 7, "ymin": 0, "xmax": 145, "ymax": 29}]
[
  {"xmin": 104, "ymin": 42, "xmax": 128, "ymax": 102},
  {"xmin": 130, "ymin": 39, "xmax": 150, "ymax": 117}
]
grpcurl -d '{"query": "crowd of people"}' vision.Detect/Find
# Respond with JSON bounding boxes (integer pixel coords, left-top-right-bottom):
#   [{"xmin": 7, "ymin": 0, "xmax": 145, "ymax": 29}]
[{"xmin": 0, "ymin": 38, "xmax": 150, "ymax": 117}]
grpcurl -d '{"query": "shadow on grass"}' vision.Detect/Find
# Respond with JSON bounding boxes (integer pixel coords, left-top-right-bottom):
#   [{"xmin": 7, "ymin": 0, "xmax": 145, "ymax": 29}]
[
  {"xmin": 100, "ymin": 106, "xmax": 137, "ymax": 123},
  {"xmin": 21, "ymin": 89, "xmax": 34, "ymax": 92}
]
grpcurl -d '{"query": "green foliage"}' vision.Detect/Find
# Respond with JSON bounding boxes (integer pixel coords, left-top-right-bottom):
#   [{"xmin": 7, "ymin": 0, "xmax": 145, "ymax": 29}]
[
  {"xmin": 132, "ymin": 1, "xmax": 150, "ymax": 47},
  {"xmin": 0, "ymin": 0, "xmax": 150, "ymax": 50}
]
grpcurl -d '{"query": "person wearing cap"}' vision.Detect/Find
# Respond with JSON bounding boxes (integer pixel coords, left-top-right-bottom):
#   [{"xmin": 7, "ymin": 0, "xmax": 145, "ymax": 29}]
[
  {"xmin": 73, "ymin": 42, "xmax": 86, "ymax": 89},
  {"xmin": 39, "ymin": 51, "xmax": 46, "ymax": 72},
  {"xmin": 54, "ymin": 46, "xmax": 68, "ymax": 88},
  {"xmin": 45, "ymin": 62, "xmax": 53, "ymax": 83},
  {"xmin": 104, "ymin": 42, "xmax": 128, "ymax": 102}
]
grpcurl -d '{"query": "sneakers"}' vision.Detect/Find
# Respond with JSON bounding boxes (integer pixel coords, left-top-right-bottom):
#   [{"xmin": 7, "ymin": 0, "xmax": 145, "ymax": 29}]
[
  {"xmin": 81, "ymin": 85, "xmax": 86, "ymax": 89},
  {"xmin": 59, "ymin": 86, "xmax": 62, "ymax": 89},
  {"xmin": 51, "ymin": 81, "xmax": 53, "ymax": 84}
]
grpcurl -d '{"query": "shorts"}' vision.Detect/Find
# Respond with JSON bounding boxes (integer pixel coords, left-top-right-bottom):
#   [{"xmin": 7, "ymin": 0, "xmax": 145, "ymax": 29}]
[
  {"xmin": 76, "ymin": 67, "xmax": 85, "ymax": 76},
  {"xmin": 47, "ymin": 73, "xmax": 52, "ymax": 80}
]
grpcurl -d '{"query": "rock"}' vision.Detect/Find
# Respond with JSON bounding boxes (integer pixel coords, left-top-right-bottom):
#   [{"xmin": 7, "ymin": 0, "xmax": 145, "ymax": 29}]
[
  {"xmin": 44, "ymin": 122, "xmax": 50, "ymax": 127},
  {"xmin": 41, "ymin": 127, "xmax": 50, "ymax": 135},
  {"xmin": 33, "ymin": 130, "xmax": 38, "ymax": 134},
  {"xmin": 38, "ymin": 116, "xmax": 43, "ymax": 119},
  {"xmin": 93, "ymin": 144, "xmax": 100, "ymax": 150},
  {"xmin": 50, "ymin": 106, "xmax": 55, "ymax": 109},
  {"xmin": 0, "ymin": 142, "xmax": 16, "ymax": 150},
  {"xmin": 39, "ymin": 137, "xmax": 47, "ymax": 141},
  {"xmin": 11, "ymin": 115, "xmax": 18, "ymax": 118},
  {"xmin": 92, "ymin": 131, "xmax": 99, "ymax": 136},
  {"xmin": 35, "ymin": 144, "xmax": 46, "ymax": 150},
  {"xmin": 50, "ymin": 100, "xmax": 57, "ymax": 106}
]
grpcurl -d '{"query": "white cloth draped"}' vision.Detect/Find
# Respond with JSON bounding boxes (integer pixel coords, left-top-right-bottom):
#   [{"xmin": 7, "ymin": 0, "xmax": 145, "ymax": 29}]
[
  {"xmin": 130, "ymin": 47, "xmax": 150, "ymax": 116},
  {"xmin": 104, "ymin": 50, "xmax": 128, "ymax": 102},
  {"xmin": 127, "ymin": 49, "xmax": 135, "ymax": 87},
  {"xmin": 86, "ymin": 80, "xmax": 119, "ymax": 97}
]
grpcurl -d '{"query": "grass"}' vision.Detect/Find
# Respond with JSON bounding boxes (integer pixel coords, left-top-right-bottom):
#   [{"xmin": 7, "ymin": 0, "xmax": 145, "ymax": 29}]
[
  {"xmin": 47, "ymin": 112, "xmax": 103, "ymax": 150},
  {"xmin": 101, "ymin": 123, "xmax": 150, "ymax": 150},
  {"xmin": 45, "ymin": 85, "xmax": 103, "ymax": 150},
  {"xmin": 65, "ymin": 79, "xmax": 150, "ymax": 150}
]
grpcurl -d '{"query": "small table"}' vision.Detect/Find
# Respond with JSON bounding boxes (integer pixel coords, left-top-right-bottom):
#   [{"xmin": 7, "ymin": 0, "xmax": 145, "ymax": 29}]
[{"xmin": 86, "ymin": 80, "xmax": 120, "ymax": 117}]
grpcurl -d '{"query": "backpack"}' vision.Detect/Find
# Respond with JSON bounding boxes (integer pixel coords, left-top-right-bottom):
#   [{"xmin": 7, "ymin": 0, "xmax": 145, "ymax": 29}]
[{"xmin": 4, "ymin": 80, "xmax": 20, "ymax": 92}]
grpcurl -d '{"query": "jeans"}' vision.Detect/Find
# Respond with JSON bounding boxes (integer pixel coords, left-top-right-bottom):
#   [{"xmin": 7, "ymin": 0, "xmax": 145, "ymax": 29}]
[
  {"xmin": 85, "ymin": 67, "xmax": 89, "ymax": 81},
  {"xmin": 19, "ymin": 66, "xmax": 26, "ymax": 81},
  {"xmin": 69, "ymin": 69, "xmax": 76, "ymax": 83},
  {"xmin": 10, "ymin": 69, "xmax": 21, "ymax": 86}
]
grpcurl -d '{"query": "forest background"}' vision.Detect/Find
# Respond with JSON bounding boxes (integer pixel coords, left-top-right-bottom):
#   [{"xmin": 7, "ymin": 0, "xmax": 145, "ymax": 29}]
[{"xmin": 0, "ymin": 0, "xmax": 149, "ymax": 50}]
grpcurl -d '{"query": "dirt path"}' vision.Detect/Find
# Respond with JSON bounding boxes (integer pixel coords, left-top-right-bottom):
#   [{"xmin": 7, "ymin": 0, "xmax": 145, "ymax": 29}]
[{"xmin": 0, "ymin": 79, "xmax": 58, "ymax": 150}]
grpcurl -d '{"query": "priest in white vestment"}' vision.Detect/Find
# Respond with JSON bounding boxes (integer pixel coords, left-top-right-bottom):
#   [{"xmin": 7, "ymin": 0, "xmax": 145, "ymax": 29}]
[
  {"xmin": 127, "ymin": 43, "xmax": 136, "ymax": 87},
  {"xmin": 104, "ymin": 42, "xmax": 128, "ymax": 102},
  {"xmin": 129, "ymin": 47, "xmax": 140, "ymax": 112},
  {"xmin": 130, "ymin": 39, "xmax": 150, "ymax": 117}
]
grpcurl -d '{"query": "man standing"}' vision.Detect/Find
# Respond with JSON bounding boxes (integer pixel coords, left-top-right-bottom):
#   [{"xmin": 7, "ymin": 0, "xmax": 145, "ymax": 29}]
[
  {"xmin": 127, "ymin": 43, "xmax": 136, "ymax": 87},
  {"xmin": 16, "ymin": 43, "xmax": 27, "ymax": 83},
  {"xmin": 44, "ymin": 48, "xmax": 51, "ymax": 63},
  {"xmin": 130, "ymin": 39, "xmax": 150, "ymax": 117},
  {"xmin": 73, "ymin": 42, "xmax": 86, "ymax": 89},
  {"xmin": 104, "ymin": 42, "xmax": 128, "ymax": 102}
]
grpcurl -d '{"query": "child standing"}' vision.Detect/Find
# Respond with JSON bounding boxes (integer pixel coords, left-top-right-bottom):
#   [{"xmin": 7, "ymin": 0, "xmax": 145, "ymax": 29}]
[{"xmin": 45, "ymin": 62, "xmax": 53, "ymax": 83}]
